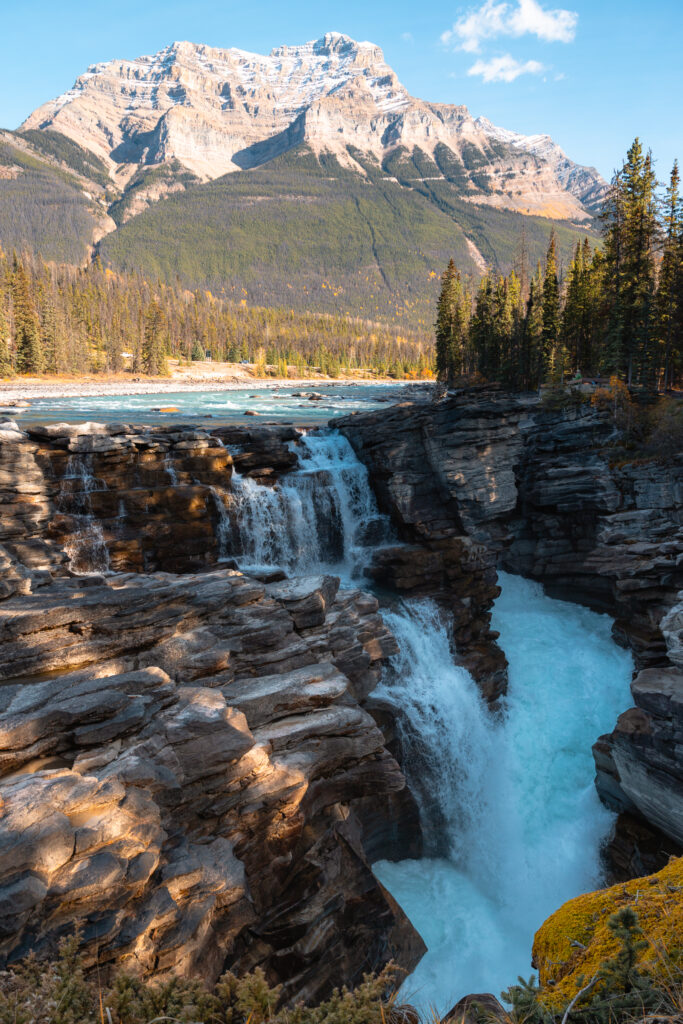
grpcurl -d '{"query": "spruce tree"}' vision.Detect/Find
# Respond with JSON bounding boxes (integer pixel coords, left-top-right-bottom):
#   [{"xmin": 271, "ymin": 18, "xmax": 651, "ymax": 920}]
[
  {"xmin": 142, "ymin": 301, "xmax": 168, "ymax": 376},
  {"xmin": 0, "ymin": 299, "xmax": 12, "ymax": 377},
  {"xmin": 434, "ymin": 259, "xmax": 468, "ymax": 383},
  {"xmin": 657, "ymin": 161, "xmax": 682, "ymax": 390},
  {"xmin": 12, "ymin": 257, "xmax": 43, "ymax": 374},
  {"xmin": 603, "ymin": 139, "xmax": 659, "ymax": 385},
  {"xmin": 470, "ymin": 276, "xmax": 495, "ymax": 379},
  {"xmin": 523, "ymin": 263, "xmax": 544, "ymax": 390},
  {"xmin": 541, "ymin": 232, "xmax": 561, "ymax": 383}
]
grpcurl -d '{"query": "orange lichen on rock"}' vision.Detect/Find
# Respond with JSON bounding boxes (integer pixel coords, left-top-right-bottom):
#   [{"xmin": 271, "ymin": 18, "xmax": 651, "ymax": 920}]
[{"xmin": 532, "ymin": 856, "xmax": 683, "ymax": 1010}]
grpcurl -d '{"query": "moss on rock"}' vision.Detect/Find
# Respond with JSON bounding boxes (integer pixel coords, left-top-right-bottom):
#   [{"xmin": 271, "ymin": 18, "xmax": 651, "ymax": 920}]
[{"xmin": 532, "ymin": 856, "xmax": 683, "ymax": 1010}]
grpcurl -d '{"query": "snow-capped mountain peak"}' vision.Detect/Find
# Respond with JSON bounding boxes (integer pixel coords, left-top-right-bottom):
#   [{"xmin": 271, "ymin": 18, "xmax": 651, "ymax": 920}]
[{"xmin": 22, "ymin": 34, "xmax": 605, "ymax": 219}]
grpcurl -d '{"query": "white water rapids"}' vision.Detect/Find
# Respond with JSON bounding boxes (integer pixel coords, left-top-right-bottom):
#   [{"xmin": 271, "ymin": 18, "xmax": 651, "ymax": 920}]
[
  {"xmin": 218, "ymin": 431, "xmax": 392, "ymax": 577},
  {"xmin": 48, "ymin": 427, "xmax": 629, "ymax": 1012},
  {"xmin": 373, "ymin": 584, "xmax": 632, "ymax": 1014},
  {"xmin": 209, "ymin": 429, "xmax": 633, "ymax": 1013}
]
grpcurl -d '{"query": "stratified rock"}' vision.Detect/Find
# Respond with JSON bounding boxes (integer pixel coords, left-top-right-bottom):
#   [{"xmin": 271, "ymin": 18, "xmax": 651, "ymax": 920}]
[
  {"xmin": 0, "ymin": 565, "xmax": 423, "ymax": 996},
  {"xmin": 22, "ymin": 35, "xmax": 604, "ymax": 220},
  {"xmin": 340, "ymin": 388, "xmax": 683, "ymax": 863}
]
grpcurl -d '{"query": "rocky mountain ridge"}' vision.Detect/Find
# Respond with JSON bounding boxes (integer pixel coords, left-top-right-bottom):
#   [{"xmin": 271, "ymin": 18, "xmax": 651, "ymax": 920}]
[{"xmin": 22, "ymin": 33, "xmax": 605, "ymax": 222}]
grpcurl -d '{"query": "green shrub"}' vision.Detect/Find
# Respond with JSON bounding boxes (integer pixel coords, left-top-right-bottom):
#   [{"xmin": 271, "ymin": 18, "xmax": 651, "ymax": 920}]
[{"xmin": 0, "ymin": 935, "xmax": 408, "ymax": 1024}]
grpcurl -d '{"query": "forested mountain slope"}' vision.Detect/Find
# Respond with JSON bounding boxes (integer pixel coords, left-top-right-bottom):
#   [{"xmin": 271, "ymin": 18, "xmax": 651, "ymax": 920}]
[
  {"xmin": 99, "ymin": 146, "xmax": 596, "ymax": 327},
  {"xmin": 2, "ymin": 33, "xmax": 602, "ymax": 326}
]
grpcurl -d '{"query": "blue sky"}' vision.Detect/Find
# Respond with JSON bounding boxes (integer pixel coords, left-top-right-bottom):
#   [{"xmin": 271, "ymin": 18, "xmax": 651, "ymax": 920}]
[{"xmin": 1, "ymin": 0, "xmax": 681, "ymax": 182}]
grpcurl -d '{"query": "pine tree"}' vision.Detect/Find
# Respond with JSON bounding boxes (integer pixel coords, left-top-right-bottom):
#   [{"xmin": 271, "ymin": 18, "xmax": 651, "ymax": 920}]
[
  {"xmin": 603, "ymin": 139, "xmax": 659, "ymax": 385},
  {"xmin": 541, "ymin": 232, "xmax": 561, "ymax": 383},
  {"xmin": 657, "ymin": 161, "xmax": 682, "ymax": 390},
  {"xmin": 470, "ymin": 276, "xmax": 496, "ymax": 379},
  {"xmin": 434, "ymin": 259, "xmax": 469, "ymax": 383},
  {"xmin": 523, "ymin": 263, "xmax": 544, "ymax": 390},
  {"xmin": 142, "ymin": 301, "xmax": 168, "ymax": 376},
  {"xmin": 12, "ymin": 257, "xmax": 43, "ymax": 374},
  {"xmin": 0, "ymin": 298, "xmax": 12, "ymax": 377}
]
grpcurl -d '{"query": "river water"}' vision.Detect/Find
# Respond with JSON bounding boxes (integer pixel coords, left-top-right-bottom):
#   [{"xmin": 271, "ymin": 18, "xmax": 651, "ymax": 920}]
[
  {"xmin": 373, "ymin": 580, "xmax": 632, "ymax": 1015},
  {"xmin": 15, "ymin": 382, "xmax": 426, "ymax": 426},
  {"xmin": 60, "ymin": 425, "xmax": 633, "ymax": 1013}
]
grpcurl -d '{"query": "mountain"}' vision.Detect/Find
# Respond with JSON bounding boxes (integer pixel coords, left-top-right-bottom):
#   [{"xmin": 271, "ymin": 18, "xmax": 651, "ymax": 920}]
[
  {"xmin": 0, "ymin": 130, "xmax": 113, "ymax": 262},
  {"xmin": 98, "ymin": 145, "xmax": 599, "ymax": 328},
  {"xmin": 23, "ymin": 33, "xmax": 606, "ymax": 221},
  {"xmin": 7, "ymin": 33, "xmax": 606, "ymax": 327}
]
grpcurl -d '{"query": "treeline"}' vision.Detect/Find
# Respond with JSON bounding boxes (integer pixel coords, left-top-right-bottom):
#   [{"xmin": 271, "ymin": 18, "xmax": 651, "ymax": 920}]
[
  {"xmin": 436, "ymin": 139, "xmax": 683, "ymax": 391},
  {"xmin": 0, "ymin": 251, "xmax": 434, "ymax": 379}
]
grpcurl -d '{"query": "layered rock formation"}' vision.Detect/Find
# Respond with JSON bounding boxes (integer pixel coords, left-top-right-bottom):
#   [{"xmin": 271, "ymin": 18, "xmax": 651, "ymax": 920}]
[
  {"xmin": 0, "ymin": 421, "xmax": 301, "ymax": 576},
  {"xmin": 22, "ymin": 34, "xmax": 604, "ymax": 220},
  {"xmin": 0, "ymin": 421, "xmax": 425, "ymax": 1000},
  {"xmin": 339, "ymin": 388, "xmax": 683, "ymax": 865}
]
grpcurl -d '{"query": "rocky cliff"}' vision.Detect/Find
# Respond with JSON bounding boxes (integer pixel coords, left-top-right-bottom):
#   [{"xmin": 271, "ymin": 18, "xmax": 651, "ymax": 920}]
[
  {"xmin": 338, "ymin": 388, "xmax": 683, "ymax": 868},
  {"xmin": 0, "ymin": 419, "xmax": 425, "ymax": 1000},
  {"xmin": 22, "ymin": 34, "xmax": 604, "ymax": 221}
]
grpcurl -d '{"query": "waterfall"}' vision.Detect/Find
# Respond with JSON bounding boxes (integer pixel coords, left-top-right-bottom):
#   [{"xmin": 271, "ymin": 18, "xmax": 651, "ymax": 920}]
[
  {"xmin": 58, "ymin": 455, "xmax": 110, "ymax": 575},
  {"xmin": 208, "ymin": 428, "xmax": 633, "ymax": 1013},
  {"xmin": 164, "ymin": 453, "xmax": 178, "ymax": 484},
  {"xmin": 374, "ymin": 575, "xmax": 633, "ymax": 1015},
  {"xmin": 222, "ymin": 431, "xmax": 392, "ymax": 577},
  {"xmin": 210, "ymin": 486, "xmax": 232, "ymax": 562}
]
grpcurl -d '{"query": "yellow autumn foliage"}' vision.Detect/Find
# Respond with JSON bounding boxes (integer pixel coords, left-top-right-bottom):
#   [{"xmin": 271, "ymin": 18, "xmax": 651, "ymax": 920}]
[{"xmin": 532, "ymin": 856, "xmax": 683, "ymax": 1011}]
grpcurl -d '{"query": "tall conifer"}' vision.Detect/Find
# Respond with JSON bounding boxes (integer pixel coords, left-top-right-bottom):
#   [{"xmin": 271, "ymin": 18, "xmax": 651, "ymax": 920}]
[
  {"xmin": 12, "ymin": 257, "xmax": 43, "ymax": 374},
  {"xmin": 541, "ymin": 232, "xmax": 561, "ymax": 382}
]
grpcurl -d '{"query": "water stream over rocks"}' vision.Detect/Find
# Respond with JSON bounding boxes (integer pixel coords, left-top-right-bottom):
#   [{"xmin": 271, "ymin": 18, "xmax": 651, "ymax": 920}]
[
  {"xmin": 57, "ymin": 453, "xmax": 111, "ymax": 574},
  {"xmin": 211, "ymin": 428, "xmax": 633, "ymax": 1014}
]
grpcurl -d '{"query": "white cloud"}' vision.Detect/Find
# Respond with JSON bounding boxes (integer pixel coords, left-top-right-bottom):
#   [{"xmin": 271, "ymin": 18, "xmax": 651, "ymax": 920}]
[
  {"xmin": 401, "ymin": 31, "xmax": 414, "ymax": 42},
  {"xmin": 443, "ymin": 0, "xmax": 578, "ymax": 53},
  {"xmin": 467, "ymin": 53, "xmax": 546, "ymax": 82}
]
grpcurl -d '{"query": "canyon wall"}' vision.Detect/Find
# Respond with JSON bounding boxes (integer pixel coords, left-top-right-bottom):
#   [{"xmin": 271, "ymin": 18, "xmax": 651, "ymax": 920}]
[
  {"xmin": 1, "ymin": 391, "xmax": 681, "ymax": 1001},
  {"xmin": 0, "ymin": 419, "xmax": 424, "ymax": 1000},
  {"xmin": 339, "ymin": 388, "xmax": 683, "ymax": 873}
]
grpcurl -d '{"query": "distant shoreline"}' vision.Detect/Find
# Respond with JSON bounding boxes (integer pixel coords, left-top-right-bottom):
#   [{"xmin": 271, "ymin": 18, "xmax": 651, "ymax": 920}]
[{"xmin": 0, "ymin": 375, "xmax": 432, "ymax": 403}]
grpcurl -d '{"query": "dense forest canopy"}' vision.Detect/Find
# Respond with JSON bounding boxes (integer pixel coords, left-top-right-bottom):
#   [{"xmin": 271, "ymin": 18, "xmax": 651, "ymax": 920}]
[
  {"xmin": 1, "ymin": 139, "xmax": 680, "ymax": 390},
  {"xmin": 435, "ymin": 140, "xmax": 683, "ymax": 392},
  {"xmin": 0, "ymin": 252, "xmax": 434, "ymax": 379}
]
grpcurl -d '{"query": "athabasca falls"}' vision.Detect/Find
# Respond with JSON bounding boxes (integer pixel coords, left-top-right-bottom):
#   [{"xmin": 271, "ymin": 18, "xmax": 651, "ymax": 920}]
[{"xmin": 206, "ymin": 428, "xmax": 634, "ymax": 1015}]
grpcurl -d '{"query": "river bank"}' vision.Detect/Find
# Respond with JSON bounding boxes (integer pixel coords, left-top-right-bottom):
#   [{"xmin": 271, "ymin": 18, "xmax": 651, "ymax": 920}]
[{"xmin": 0, "ymin": 366, "xmax": 431, "ymax": 402}]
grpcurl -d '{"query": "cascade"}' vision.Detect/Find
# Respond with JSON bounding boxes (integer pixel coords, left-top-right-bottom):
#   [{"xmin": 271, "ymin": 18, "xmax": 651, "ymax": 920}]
[
  {"xmin": 211, "ymin": 428, "xmax": 633, "ymax": 1012},
  {"xmin": 221, "ymin": 431, "xmax": 392, "ymax": 577},
  {"xmin": 374, "ymin": 578, "xmax": 633, "ymax": 1014},
  {"xmin": 164, "ymin": 453, "xmax": 178, "ymax": 484},
  {"xmin": 210, "ymin": 486, "xmax": 233, "ymax": 562},
  {"xmin": 58, "ymin": 454, "xmax": 110, "ymax": 574}
]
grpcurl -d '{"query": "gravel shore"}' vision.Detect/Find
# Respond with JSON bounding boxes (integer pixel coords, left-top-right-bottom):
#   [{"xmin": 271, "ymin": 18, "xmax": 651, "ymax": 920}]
[{"xmin": 0, "ymin": 376, "xmax": 424, "ymax": 402}]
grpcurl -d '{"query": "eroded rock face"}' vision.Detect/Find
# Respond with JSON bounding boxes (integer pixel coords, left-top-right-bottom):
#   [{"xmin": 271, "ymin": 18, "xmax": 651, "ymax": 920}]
[
  {"xmin": 21, "ymin": 34, "xmax": 604, "ymax": 220},
  {"xmin": 339, "ymin": 392, "xmax": 527, "ymax": 700},
  {"xmin": 340, "ymin": 388, "xmax": 683, "ymax": 867},
  {"xmin": 0, "ymin": 424, "xmax": 424, "ymax": 1001},
  {"xmin": 0, "ymin": 422, "xmax": 303, "ymax": 575}
]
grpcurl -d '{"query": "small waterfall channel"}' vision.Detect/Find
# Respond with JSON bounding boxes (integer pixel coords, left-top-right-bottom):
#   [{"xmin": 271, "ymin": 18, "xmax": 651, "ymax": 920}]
[
  {"xmin": 57, "ymin": 454, "xmax": 111, "ymax": 575},
  {"xmin": 217, "ymin": 431, "xmax": 392, "ymax": 578},
  {"xmin": 213, "ymin": 428, "xmax": 633, "ymax": 1013}
]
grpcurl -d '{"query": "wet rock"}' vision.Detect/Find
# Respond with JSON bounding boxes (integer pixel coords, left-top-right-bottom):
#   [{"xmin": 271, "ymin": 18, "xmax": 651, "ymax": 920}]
[{"xmin": 443, "ymin": 993, "xmax": 507, "ymax": 1024}]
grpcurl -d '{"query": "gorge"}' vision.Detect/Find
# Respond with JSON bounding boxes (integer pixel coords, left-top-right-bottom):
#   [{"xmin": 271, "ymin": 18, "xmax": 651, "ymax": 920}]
[{"xmin": 0, "ymin": 388, "xmax": 681, "ymax": 1016}]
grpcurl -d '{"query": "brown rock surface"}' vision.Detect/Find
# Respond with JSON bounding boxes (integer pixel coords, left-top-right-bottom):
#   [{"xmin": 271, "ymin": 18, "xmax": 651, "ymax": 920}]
[{"xmin": 0, "ymin": 417, "xmax": 425, "ymax": 998}]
